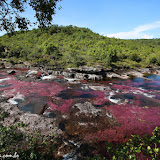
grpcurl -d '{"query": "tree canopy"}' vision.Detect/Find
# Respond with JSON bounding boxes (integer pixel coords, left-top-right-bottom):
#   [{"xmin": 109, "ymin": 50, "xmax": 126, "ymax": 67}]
[
  {"xmin": 0, "ymin": 0, "xmax": 61, "ymax": 33},
  {"xmin": 0, "ymin": 25, "xmax": 160, "ymax": 69}
]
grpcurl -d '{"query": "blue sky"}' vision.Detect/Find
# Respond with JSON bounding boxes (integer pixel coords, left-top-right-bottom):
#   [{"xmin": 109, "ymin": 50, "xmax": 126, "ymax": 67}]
[{"xmin": 1, "ymin": 0, "xmax": 160, "ymax": 39}]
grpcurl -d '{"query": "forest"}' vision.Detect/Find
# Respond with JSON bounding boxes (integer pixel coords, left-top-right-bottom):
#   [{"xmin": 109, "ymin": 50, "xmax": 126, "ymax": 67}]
[{"xmin": 0, "ymin": 25, "xmax": 160, "ymax": 69}]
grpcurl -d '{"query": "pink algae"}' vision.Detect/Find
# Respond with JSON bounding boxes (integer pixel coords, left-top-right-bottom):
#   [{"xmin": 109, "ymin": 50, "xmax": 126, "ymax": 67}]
[
  {"xmin": 0, "ymin": 74, "xmax": 72, "ymax": 113},
  {"xmin": 48, "ymin": 99, "xmax": 73, "ymax": 113},
  {"xmin": 1, "ymin": 71, "xmax": 160, "ymax": 143},
  {"xmin": 85, "ymin": 103, "xmax": 160, "ymax": 142}
]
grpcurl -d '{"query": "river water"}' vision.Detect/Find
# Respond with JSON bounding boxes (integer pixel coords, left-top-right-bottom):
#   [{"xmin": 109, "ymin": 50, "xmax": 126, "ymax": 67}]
[{"xmin": 0, "ymin": 69, "xmax": 160, "ymax": 143}]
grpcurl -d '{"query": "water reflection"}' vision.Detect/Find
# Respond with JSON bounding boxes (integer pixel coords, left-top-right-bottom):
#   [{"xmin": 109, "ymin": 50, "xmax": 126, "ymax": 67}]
[{"xmin": 147, "ymin": 74, "xmax": 160, "ymax": 81}]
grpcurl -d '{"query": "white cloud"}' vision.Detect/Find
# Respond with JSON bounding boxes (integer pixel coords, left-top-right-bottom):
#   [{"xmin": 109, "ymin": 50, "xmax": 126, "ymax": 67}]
[
  {"xmin": 105, "ymin": 21, "xmax": 160, "ymax": 39},
  {"xmin": 141, "ymin": 34, "xmax": 153, "ymax": 39}
]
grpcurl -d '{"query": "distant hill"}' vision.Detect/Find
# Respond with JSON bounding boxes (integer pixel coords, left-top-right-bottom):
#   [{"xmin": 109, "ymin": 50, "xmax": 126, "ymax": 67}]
[{"xmin": 0, "ymin": 25, "xmax": 160, "ymax": 69}]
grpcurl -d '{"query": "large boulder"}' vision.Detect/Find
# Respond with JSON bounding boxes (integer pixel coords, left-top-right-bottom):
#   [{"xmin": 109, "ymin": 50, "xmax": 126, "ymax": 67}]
[{"xmin": 0, "ymin": 102, "xmax": 62, "ymax": 136}]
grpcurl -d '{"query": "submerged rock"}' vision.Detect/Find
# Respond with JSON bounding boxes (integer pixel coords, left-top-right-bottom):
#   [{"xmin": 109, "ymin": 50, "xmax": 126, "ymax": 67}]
[{"xmin": 57, "ymin": 102, "xmax": 116, "ymax": 139}]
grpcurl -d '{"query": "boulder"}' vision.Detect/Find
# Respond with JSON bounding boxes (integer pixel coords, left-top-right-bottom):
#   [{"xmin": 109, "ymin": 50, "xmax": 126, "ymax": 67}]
[
  {"xmin": 72, "ymin": 101, "xmax": 112, "ymax": 118},
  {"xmin": 26, "ymin": 70, "xmax": 38, "ymax": 77},
  {"xmin": 41, "ymin": 75, "xmax": 56, "ymax": 80},
  {"xmin": 0, "ymin": 102, "xmax": 62, "ymax": 136},
  {"xmin": 7, "ymin": 70, "xmax": 16, "ymax": 75},
  {"xmin": 88, "ymin": 74, "xmax": 103, "ymax": 80}
]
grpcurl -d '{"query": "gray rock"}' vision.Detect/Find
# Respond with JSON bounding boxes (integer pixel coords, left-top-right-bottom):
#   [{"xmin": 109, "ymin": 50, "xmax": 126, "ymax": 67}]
[
  {"xmin": 7, "ymin": 70, "xmax": 16, "ymax": 74},
  {"xmin": 88, "ymin": 74, "xmax": 103, "ymax": 80},
  {"xmin": 72, "ymin": 102, "xmax": 112, "ymax": 118},
  {"xmin": 0, "ymin": 102, "xmax": 62, "ymax": 136}
]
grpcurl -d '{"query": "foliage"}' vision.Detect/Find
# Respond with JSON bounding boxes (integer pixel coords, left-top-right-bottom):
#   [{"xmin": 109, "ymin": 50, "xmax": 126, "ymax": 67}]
[
  {"xmin": 89, "ymin": 127, "xmax": 160, "ymax": 160},
  {"xmin": 0, "ymin": 0, "xmax": 62, "ymax": 33},
  {"xmin": 0, "ymin": 25, "xmax": 160, "ymax": 69},
  {"xmin": 104, "ymin": 127, "xmax": 160, "ymax": 160}
]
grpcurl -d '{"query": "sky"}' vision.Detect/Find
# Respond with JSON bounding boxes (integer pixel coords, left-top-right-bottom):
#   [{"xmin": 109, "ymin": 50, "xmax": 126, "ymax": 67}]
[{"xmin": 1, "ymin": 0, "xmax": 160, "ymax": 39}]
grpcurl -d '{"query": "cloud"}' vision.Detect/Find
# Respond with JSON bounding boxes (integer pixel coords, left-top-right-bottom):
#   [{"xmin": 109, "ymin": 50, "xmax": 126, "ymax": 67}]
[
  {"xmin": 141, "ymin": 34, "xmax": 153, "ymax": 39},
  {"xmin": 105, "ymin": 21, "xmax": 160, "ymax": 39}
]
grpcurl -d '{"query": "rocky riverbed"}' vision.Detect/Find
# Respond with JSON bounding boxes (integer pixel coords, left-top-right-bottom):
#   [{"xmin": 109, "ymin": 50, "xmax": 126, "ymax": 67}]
[{"xmin": 0, "ymin": 60, "xmax": 160, "ymax": 158}]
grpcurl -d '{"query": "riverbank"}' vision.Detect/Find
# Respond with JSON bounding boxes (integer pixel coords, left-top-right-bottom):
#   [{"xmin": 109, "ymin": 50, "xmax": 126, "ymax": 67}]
[{"xmin": 1, "ymin": 58, "xmax": 160, "ymax": 80}]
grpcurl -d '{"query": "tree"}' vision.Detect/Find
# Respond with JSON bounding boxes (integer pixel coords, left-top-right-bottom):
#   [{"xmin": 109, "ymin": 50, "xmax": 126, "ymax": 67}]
[{"xmin": 0, "ymin": 0, "xmax": 61, "ymax": 33}]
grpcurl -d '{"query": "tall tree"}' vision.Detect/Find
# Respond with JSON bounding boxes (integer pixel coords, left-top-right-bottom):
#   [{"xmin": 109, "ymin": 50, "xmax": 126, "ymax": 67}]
[{"xmin": 0, "ymin": 0, "xmax": 61, "ymax": 33}]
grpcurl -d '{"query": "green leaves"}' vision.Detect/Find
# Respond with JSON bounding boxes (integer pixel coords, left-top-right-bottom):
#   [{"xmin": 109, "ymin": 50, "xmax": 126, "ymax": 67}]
[
  {"xmin": 0, "ymin": 0, "xmax": 62, "ymax": 32},
  {"xmin": 1, "ymin": 25, "xmax": 160, "ymax": 69},
  {"xmin": 104, "ymin": 127, "xmax": 160, "ymax": 160}
]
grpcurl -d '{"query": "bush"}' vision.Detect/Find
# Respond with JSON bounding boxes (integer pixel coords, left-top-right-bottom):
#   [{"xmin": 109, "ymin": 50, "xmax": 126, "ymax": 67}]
[{"xmin": 105, "ymin": 127, "xmax": 160, "ymax": 160}]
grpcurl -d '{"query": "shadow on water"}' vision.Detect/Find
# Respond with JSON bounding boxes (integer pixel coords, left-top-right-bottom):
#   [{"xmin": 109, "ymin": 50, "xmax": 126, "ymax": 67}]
[
  {"xmin": 57, "ymin": 89, "xmax": 95, "ymax": 99},
  {"xmin": 132, "ymin": 77, "xmax": 144, "ymax": 83},
  {"xmin": 17, "ymin": 98, "xmax": 48, "ymax": 114}
]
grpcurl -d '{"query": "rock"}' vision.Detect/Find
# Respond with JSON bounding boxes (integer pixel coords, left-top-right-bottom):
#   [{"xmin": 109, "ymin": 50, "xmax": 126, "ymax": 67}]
[
  {"xmin": 78, "ymin": 66, "xmax": 102, "ymax": 72},
  {"xmin": 0, "ymin": 96, "xmax": 9, "ymax": 103},
  {"xmin": 13, "ymin": 64, "xmax": 26, "ymax": 68},
  {"xmin": 63, "ymin": 66, "xmax": 106, "ymax": 81},
  {"xmin": 47, "ymin": 70, "xmax": 53, "ymax": 75},
  {"xmin": 23, "ymin": 61, "xmax": 31, "ymax": 66},
  {"xmin": 57, "ymin": 102, "xmax": 116, "ymax": 139},
  {"xmin": 80, "ymin": 84, "xmax": 90, "ymax": 90},
  {"xmin": 18, "ymin": 60, "xmax": 23, "ymax": 64},
  {"xmin": 64, "ymin": 78, "xmax": 80, "ymax": 84},
  {"xmin": 72, "ymin": 102, "xmax": 109, "ymax": 117},
  {"xmin": 107, "ymin": 72, "xmax": 120, "ymax": 78},
  {"xmin": 17, "ymin": 101, "xmax": 49, "ymax": 115},
  {"xmin": 156, "ymin": 69, "xmax": 160, "ymax": 76},
  {"xmin": 126, "ymin": 70, "xmax": 144, "ymax": 77},
  {"xmin": 26, "ymin": 70, "xmax": 38, "ymax": 77},
  {"xmin": 7, "ymin": 70, "xmax": 16, "ymax": 75},
  {"xmin": 88, "ymin": 74, "xmax": 103, "ymax": 80},
  {"xmin": 41, "ymin": 75, "xmax": 56, "ymax": 80},
  {"xmin": 7, "ymin": 92, "xmax": 24, "ymax": 105},
  {"xmin": 119, "ymin": 74, "xmax": 129, "ymax": 79},
  {"xmin": 43, "ymin": 111, "xmax": 57, "ymax": 118},
  {"xmin": 4, "ymin": 62, "xmax": 12, "ymax": 68},
  {"xmin": 52, "ymin": 70, "xmax": 63, "ymax": 75},
  {"xmin": 1, "ymin": 59, "xmax": 7, "ymax": 62},
  {"xmin": 137, "ymin": 68, "xmax": 151, "ymax": 74},
  {"xmin": 75, "ymin": 73, "xmax": 87, "ymax": 80},
  {"xmin": 0, "ymin": 102, "xmax": 62, "ymax": 136},
  {"xmin": 0, "ymin": 77, "xmax": 11, "ymax": 82},
  {"xmin": 89, "ymin": 85, "xmax": 110, "ymax": 91},
  {"xmin": 62, "ymin": 71, "xmax": 75, "ymax": 78},
  {"xmin": 81, "ymin": 84, "xmax": 110, "ymax": 91}
]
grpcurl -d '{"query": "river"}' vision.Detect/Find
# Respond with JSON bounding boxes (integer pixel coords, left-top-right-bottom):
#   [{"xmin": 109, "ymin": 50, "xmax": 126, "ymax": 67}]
[{"xmin": 0, "ymin": 68, "xmax": 160, "ymax": 145}]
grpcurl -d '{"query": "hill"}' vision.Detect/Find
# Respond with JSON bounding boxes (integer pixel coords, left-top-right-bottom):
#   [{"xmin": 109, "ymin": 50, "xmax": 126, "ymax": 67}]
[{"xmin": 0, "ymin": 25, "xmax": 160, "ymax": 69}]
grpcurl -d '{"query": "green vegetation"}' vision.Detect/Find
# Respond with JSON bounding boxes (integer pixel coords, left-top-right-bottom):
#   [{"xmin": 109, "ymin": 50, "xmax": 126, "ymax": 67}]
[
  {"xmin": 90, "ymin": 127, "xmax": 160, "ymax": 160},
  {"xmin": 0, "ymin": 25, "xmax": 160, "ymax": 69},
  {"xmin": 105, "ymin": 127, "xmax": 160, "ymax": 160},
  {"xmin": 0, "ymin": 0, "xmax": 61, "ymax": 32}
]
